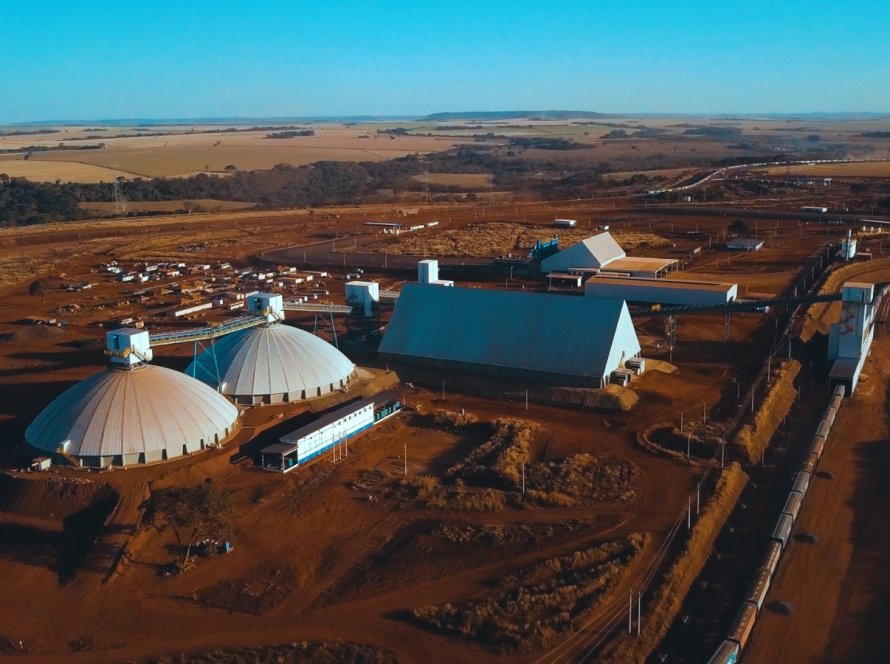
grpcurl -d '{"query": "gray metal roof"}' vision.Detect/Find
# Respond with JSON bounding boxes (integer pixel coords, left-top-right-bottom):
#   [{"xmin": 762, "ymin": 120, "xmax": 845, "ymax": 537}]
[
  {"xmin": 25, "ymin": 365, "xmax": 239, "ymax": 461},
  {"xmin": 187, "ymin": 323, "xmax": 355, "ymax": 399},
  {"xmin": 378, "ymin": 284, "xmax": 640, "ymax": 382},
  {"xmin": 541, "ymin": 232, "xmax": 626, "ymax": 273}
]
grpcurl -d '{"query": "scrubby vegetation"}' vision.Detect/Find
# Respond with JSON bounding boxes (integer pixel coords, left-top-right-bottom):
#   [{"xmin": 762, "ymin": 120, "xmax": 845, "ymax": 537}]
[
  {"xmin": 195, "ymin": 564, "xmax": 294, "ymax": 615},
  {"xmin": 447, "ymin": 418, "xmax": 538, "ymax": 488},
  {"xmin": 142, "ymin": 640, "xmax": 397, "ymax": 663},
  {"xmin": 394, "ymin": 475, "xmax": 506, "ymax": 512},
  {"xmin": 413, "ymin": 534, "xmax": 648, "ymax": 652},
  {"xmin": 525, "ymin": 453, "xmax": 637, "ymax": 505},
  {"xmin": 399, "ymin": 417, "xmax": 638, "ymax": 509},
  {"xmin": 432, "ymin": 408, "xmax": 479, "ymax": 432}
]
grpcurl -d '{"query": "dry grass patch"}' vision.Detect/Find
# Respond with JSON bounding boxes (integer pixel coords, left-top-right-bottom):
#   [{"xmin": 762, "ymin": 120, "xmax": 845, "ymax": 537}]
[
  {"xmin": 194, "ymin": 563, "xmax": 295, "ymax": 616},
  {"xmin": 598, "ymin": 464, "xmax": 747, "ymax": 663},
  {"xmin": 394, "ymin": 475, "xmax": 506, "ymax": 512},
  {"xmin": 801, "ymin": 256, "xmax": 890, "ymax": 341},
  {"xmin": 734, "ymin": 360, "xmax": 801, "ymax": 465},
  {"xmin": 526, "ymin": 453, "xmax": 637, "ymax": 505},
  {"xmin": 0, "ymin": 255, "xmax": 66, "ymax": 291},
  {"xmin": 447, "ymin": 418, "xmax": 538, "ymax": 488},
  {"xmin": 432, "ymin": 408, "xmax": 480, "ymax": 432},
  {"xmin": 142, "ymin": 640, "xmax": 397, "ymax": 664},
  {"xmin": 413, "ymin": 533, "xmax": 649, "ymax": 652}
]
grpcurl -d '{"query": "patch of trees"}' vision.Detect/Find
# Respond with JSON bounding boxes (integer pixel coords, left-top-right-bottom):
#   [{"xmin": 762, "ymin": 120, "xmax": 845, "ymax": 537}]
[
  {"xmin": 603, "ymin": 128, "xmax": 664, "ymax": 139},
  {"xmin": 729, "ymin": 219, "xmax": 751, "ymax": 236},
  {"xmin": 0, "ymin": 175, "xmax": 88, "ymax": 226},
  {"xmin": 264, "ymin": 129, "xmax": 315, "ymax": 138},
  {"xmin": 0, "ymin": 143, "xmax": 105, "ymax": 154},
  {"xmin": 713, "ymin": 154, "xmax": 790, "ymax": 166},
  {"xmin": 860, "ymin": 132, "xmax": 890, "ymax": 138},
  {"xmin": 0, "ymin": 128, "xmax": 60, "ymax": 137},
  {"xmin": 139, "ymin": 481, "xmax": 234, "ymax": 571},
  {"xmin": 682, "ymin": 126, "xmax": 742, "ymax": 137},
  {"xmin": 507, "ymin": 137, "xmax": 586, "ymax": 150}
]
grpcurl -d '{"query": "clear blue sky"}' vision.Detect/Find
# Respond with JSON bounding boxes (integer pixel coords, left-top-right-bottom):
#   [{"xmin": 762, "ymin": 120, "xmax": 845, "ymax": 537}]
[{"xmin": 1, "ymin": 0, "xmax": 888, "ymax": 123}]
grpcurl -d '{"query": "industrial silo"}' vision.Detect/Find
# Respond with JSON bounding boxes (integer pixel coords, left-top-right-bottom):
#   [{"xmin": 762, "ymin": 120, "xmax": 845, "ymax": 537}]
[
  {"xmin": 25, "ymin": 329, "xmax": 240, "ymax": 468},
  {"xmin": 186, "ymin": 293, "xmax": 356, "ymax": 405}
]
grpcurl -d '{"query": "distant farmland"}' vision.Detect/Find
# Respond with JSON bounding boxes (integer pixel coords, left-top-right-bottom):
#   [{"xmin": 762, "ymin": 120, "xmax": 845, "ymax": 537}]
[{"xmin": 0, "ymin": 126, "xmax": 464, "ymax": 181}]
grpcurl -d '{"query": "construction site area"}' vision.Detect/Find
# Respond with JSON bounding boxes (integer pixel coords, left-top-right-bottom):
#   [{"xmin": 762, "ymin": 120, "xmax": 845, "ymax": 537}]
[{"xmin": 1, "ymin": 143, "xmax": 890, "ymax": 664}]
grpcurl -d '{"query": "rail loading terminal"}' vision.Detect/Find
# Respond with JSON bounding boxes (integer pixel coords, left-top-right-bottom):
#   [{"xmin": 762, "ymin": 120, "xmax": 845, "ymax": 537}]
[{"xmin": 259, "ymin": 390, "xmax": 403, "ymax": 472}]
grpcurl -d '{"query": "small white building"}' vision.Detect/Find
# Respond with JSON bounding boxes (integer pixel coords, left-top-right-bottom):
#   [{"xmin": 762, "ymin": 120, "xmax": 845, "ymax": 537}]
[
  {"xmin": 553, "ymin": 218, "xmax": 577, "ymax": 228},
  {"xmin": 106, "ymin": 328, "xmax": 153, "ymax": 366},
  {"xmin": 346, "ymin": 281, "xmax": 380, "ymax": 317},
  {"xmin": 727, "ymin": 238, "xmax": 764, "ymax": 252},
  {"xmin": 839, "ymin": 230, "xmax": 857, "ymax": 261},
  {"xmin": 417, "ymin": 259, "xmax": 454, "ymax": 287}
]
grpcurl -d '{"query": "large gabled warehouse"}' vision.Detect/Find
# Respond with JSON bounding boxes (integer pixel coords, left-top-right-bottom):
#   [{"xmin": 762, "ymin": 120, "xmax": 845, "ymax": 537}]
[
  {"xmin": 541, "ymin": 232, "xmax": 626, "ymax": 273},
  {"xmin": 378, "ymin": 284, "xmax": 641, "ymax": 388}
]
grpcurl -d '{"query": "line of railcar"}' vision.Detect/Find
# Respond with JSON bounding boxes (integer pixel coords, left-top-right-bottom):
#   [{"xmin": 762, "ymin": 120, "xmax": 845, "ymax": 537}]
[{"xmin": 706, "ymin": 384, "xmax": 845, "ymax": 663}]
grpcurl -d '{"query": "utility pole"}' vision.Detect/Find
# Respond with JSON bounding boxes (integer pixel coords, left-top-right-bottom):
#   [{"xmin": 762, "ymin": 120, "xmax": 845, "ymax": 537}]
[
  {"xmin": 404, "ymin": 444, "xmax": 407, "ymax": 477},
  {"xmin": 637, "ymin": 592, "xmax": 641, "ymax": 636},
  {"xmin": 629, "ymin": 590, "xmax": 633, "ymax": 634},
  {"xmin": 522, "ymin": 464, "xmax": 526, "ymax": 494}
]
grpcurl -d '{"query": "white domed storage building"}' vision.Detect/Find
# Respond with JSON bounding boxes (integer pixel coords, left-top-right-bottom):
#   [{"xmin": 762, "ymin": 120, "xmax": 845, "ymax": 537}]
[
  {"xmin": 186, "ymin": 293, "xmax": 356, "ymax": 405},
  {"xmin": 25, "ymin": 329, "xmax": 240, "ymax": 468}
]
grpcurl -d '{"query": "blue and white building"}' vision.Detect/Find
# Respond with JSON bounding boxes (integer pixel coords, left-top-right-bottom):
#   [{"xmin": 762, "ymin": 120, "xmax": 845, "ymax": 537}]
[{"xmin": 259, "ymin": 390, "xmax": 402, "ymax": 472}]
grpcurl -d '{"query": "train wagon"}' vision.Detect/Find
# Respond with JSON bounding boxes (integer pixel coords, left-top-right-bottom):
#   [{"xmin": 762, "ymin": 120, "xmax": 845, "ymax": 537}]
[
  {"xmin": 782, "ymin": 491, "xmax": 804, "ymax": 522},
  {"xmin": 810, "ymin": 435, "xmax": 826, "ymax": 460},
  {"xmin": 815, "ymin": 419, "xmax": 832, "ymax": 440},
  {"xmin": 772, "ymin": 513, "xmax": 794, "ymax": 549},
  {"xmin": 727, "ymin": 601, "xmax": 759, "ymax": 651},
  {"xmin": 822, "ymin": 408, "xmax": 836, "ymax": 429},
  {"xmin": 792, "ymin": 471, "xmax": 811, "ymax": 497},
  {"xmin": 706, "ymin": 639, "xmax": 740, "ymax": 664},
  {"xmin": 762, "ymin": 540, "xmax": 783, "ymax": 577},
  {"xmin": 801, "ymin": 451, "xmax": 819, "ymax": 475},
  {"xmin": 834, "ymin": 384, "xmax": 847, "ymax": 399},
  {"xmin": 747, "ymin": 565, "xmax": 773, "ymax": 610}
]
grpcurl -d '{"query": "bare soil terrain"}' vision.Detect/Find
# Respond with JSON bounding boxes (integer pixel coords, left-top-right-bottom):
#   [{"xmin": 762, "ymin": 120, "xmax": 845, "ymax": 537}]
[{"xmin": 0, "ymin": 126, "xmax": 886, "ymax": 662}]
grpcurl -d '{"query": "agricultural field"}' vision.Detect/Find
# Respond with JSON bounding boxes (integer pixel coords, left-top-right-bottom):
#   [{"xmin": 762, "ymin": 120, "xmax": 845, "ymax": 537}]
[
  {"xmin": 0, "ymin": 155, "xmax": 139, "ymax": 182},
  {"xmin": 0, "ymin": 125, "xmax": 465, "ymax": 180}
]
